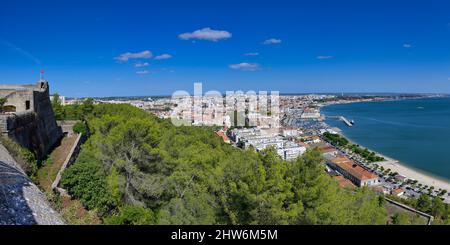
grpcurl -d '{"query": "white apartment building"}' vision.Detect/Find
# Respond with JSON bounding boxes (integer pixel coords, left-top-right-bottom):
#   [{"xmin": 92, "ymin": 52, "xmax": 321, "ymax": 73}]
[{"xmin": 231, "ymin": 128, "xmax": 306, "ymax": 161}]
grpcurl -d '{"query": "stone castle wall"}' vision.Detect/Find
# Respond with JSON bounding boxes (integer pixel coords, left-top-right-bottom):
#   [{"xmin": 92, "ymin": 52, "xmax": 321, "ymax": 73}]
[
  {"xmin": 31, "ymin": 84, "xmax": 63, "ymax": 158},
  {"xmin": 0, "ymin": 82, "xmax": 63, "ymax": 159}
]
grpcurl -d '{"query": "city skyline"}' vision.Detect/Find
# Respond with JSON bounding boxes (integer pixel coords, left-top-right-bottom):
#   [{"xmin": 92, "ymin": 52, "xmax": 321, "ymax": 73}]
[{"xmin": 1, "ymin": 0, "xmax": 450, "ymax": 97}]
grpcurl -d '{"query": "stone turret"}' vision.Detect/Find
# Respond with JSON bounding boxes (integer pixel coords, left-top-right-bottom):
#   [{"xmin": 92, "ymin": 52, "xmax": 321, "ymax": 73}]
[{"xmin": 0, "ymin": 80, "xmax": 63, "ymax": 159}]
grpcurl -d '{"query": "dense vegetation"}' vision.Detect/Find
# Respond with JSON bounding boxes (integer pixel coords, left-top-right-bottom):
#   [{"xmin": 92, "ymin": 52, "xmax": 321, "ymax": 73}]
[
  {"xmin": 322, "ymin": 132, "xmax": 384, "ymax": 162},
  {"xmin": 323, "ymin": 132, "xmax": 349, "ymax": 146},
  {"xmin": 60, "ymin": 104, "xmax": 389, "ymax": 224},
  {"xmin": 388, "ymin": 194, "xmax": 450, "ymax": 224},
  {"xmin": 0, "ymin": 136, "xmax": 38, "ymax": 178},
  {"xmin": 51, "ymin": 94, "xmax": 94, "ymax": 120},
  {"xmin": 348, "ymin": 144, "xmax": 385, "ymax": 162},
  {"xmin": 72, "ymin": 121, "xmax": 88, "ymax": 135}
]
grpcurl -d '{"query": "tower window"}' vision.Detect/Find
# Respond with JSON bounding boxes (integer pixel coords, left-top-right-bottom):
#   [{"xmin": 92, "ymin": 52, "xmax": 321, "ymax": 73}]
[{"xmin": 25, "ymin": 100, "xmax": 30, "ymax": 110}]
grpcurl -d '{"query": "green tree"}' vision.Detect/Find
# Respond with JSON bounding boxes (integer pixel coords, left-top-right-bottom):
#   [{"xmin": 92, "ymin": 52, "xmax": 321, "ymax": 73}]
[
  {"xmin": 61, "ymin": 154, "xmax": 117, "ymax": 215},
  {"xmin": 416, "ymin": 194, "xmax": 432, "ymax": 213},
  {"xmin": 104, "ymin": 205, "xmax": 157, "ymax": 225},
  {"xmin": 392, "ymin": 213, "xmax": 411, "ymax": 225},
  {"xmin": 81, "ymin": 98, "xmax": 95, "ymax": 118},
  {"xmin": 61, "ymin": 103, "xmax": 390, "ymax": 225},
  {"xmin": 64, "ymin": 103, "xmax": 83, "ymax": 120},
  {"xmin": 158, "ymin": 187, "xmax": 216, "ymax": 225},
  {"xmin": 73, "ymin": 121, "xmax": 88, "ymax": 135},
  {"xmin": 51, "ymin": 93, "xmax": 65, "ymax": 120},
  {"xmin": 431, "ymin": 197, "xmax": 445, "ymax": 218}
]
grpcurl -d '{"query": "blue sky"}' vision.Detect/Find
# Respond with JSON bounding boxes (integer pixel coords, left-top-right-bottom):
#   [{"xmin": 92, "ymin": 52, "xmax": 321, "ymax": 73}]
[{"xmin": 1, "ymin": 0, "xmax": 450, "ymax": 97}]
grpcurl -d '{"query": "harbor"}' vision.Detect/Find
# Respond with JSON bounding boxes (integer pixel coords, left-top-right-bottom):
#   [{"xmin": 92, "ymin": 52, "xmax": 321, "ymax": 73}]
[{"xmin": 321, "ymin": 97, "xmax": 450, "ymax": 202}]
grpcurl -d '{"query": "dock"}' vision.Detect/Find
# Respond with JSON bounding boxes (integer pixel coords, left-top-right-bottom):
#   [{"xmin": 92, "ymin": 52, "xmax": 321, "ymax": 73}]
[
  {"xmin": 339, "ymin": 116, "xmax": 353, "ymax": 127},
  {"xmin": 325, "ymin": 115, "xmax": 354, "ymax": 127}
]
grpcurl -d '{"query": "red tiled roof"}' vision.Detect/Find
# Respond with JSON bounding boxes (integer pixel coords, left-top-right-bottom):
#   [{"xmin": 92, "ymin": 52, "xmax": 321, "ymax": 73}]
[
  {"xmin": 334, "ymin": 175, "xmax": 355, "ymax": 188},
  {"xmin": 320, "ymin": 145, "xmax": 338, "ymax": 153},
  {"xmin": 331, "ymin": 157, "xmax": 378, "ymax": 181},
  {"xmin": 297, "ymin": 142, "xmax": 308, "ymax": 148},
  {"xmin": 216, "ymin": 130, "xmax": 230, "ymax": 143}
]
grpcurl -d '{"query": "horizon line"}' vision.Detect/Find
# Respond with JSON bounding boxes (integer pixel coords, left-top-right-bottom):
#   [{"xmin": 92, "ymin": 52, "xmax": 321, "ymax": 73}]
[{"xmin": 60, "ymin": 92, "xmax": 450, "ymax": 100}]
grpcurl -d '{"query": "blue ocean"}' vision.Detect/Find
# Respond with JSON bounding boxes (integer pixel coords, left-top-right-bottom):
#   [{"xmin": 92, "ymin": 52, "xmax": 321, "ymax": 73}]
[{"xmin": 322, "ymin": 97, "xmax": 450, "ymax": 181}]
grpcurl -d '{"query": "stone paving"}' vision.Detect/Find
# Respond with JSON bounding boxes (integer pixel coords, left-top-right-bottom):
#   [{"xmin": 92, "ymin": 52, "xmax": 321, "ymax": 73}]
[{"xmin": 0, "ymin": 144, "xmax": 64, "ymax": 225}]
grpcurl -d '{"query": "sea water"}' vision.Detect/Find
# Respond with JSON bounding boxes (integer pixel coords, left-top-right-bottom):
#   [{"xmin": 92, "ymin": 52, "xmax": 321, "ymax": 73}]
[{"xmin": 322, "ymin": 97, "xmax": 450, "ymax": 180}]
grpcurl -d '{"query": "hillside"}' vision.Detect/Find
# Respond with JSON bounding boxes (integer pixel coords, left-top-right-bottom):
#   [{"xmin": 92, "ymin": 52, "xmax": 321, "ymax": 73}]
[{"xmin": 60, "ymin": 104, "xmax": 388, "ymax": 225}]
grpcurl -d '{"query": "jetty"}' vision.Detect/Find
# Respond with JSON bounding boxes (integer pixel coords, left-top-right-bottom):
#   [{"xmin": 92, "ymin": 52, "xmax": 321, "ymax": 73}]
[
  {"xmin": 326, "ymin": 116, "xmax": 354, "ymax": 127},
  {"xmin": 339, "ymin": 116, "xmax": 353, "ymax": 127}
]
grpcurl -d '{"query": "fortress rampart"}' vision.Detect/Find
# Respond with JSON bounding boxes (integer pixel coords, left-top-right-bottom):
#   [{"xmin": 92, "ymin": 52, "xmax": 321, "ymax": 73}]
[{"xmin": 0, "ymin": 80, "xmax": 63, "ymax": 159}]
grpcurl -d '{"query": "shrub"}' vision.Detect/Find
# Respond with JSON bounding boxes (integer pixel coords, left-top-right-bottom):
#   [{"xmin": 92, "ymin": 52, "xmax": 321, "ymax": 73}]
[
  {"xmin": 104, "ymin": 206, "xmax": 157, "ymax": 225},
  {"xmin": 61, "ymin": 159, "xmax": 117, "ymax": 215},
  {"xmin": 0, "ymin": 136, "xmax": 38, "ymax": 178},
  {"xmin": 73, "ymin": 121, "xmax": 88, "ymax": 135}
]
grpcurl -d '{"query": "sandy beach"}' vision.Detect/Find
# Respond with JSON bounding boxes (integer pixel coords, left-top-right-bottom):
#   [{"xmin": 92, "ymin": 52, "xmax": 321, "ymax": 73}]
[
  {"xmin": 340, "ymin": 133, "xmax": 450, "ymax": 196},
  {"xmin": 376, "ymin": 156, "xmax": 450, "ymax": 192},
  {"xmin": 321, "ymin": 99, "xmax": 450, "ymax": 193},
  {"xmin": 341, "ymin": 133, "xmax": 450, "ymax": 193}
]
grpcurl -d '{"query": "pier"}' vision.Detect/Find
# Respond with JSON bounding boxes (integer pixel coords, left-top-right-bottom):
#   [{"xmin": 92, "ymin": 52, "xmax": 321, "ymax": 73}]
[
  {"xmin": 339, "ymin": 116, "xmax": 353, "ymax": 127},
  {"xmin": 326, "ymin": 116, "xmax": 354, "ymax": 127}
]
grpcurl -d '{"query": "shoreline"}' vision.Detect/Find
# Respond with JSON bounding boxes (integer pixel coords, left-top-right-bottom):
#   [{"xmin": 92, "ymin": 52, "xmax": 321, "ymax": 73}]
[
  {"xmin": 341, "ymin": 131, "xmax": 450, "ymax": 192},
  {"xmin": 375, "ymin": 154, "xmax": 450, "ymax": 192},
  {"xmin": 320, "ymin": 97, "xmax": 450, "ymax": 193},
  {"xmin": 319, "ymin": 95, "xmax": 448, "ymax": 108}
]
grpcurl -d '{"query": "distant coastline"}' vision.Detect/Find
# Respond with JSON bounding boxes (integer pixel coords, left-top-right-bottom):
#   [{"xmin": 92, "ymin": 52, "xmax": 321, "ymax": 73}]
[
  {"xmin": 65, "ymin": 92, "xmax": 449, "ymax": 101},
  {"xmin": 320, "ymin": 96, "xmax": 450, "ymax": 192}
]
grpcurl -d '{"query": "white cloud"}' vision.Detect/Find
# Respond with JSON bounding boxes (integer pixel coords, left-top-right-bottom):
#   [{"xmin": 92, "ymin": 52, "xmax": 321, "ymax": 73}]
[
  {"xmin": 317, "ymin": 55, "xmax": 334, "ymax": 60},
  {"xmin": 134, "ymin": 62, "xmax": 149, "ymax": 68},
  {"xmin": 244, "ymin": 52, "xmax": 259, "ymax": 56},
  {"xmin": 262, "ymin": 38, "xmax": 282, "ymax": 45},
  {"xmin": 178, "ymin": 27, "xmax": 232, "ymax": 41},
  {"xmin": 136, "ymin": 70, "xmax": 149, "ymax": 75},
  {"xmin": 229, "ymin": 62, "xmax": 260, "ymax": 71},
  {"xmin": 115, "ymin": 50, "xmax": 152, "ymax": 62},
  {"xmin": 403, "ymin": 43, "xmax": 412, "ymax": 48},
  {"xmin": 154, "ymin": 54, "xmax": 172, "ymax": 60}
]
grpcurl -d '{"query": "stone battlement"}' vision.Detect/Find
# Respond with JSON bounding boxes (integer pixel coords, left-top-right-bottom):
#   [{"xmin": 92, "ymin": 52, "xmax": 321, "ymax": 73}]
[{"xmin": 0, "ymin": 80, "xmax": 62, "ymax": 159}]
